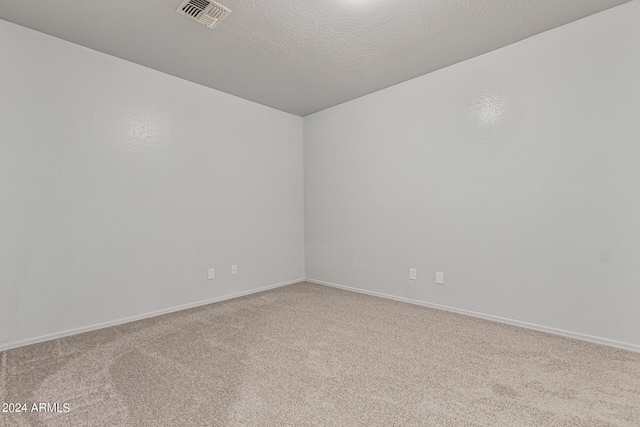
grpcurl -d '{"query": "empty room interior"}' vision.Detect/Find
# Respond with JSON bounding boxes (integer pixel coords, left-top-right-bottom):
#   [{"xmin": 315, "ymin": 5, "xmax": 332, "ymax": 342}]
[{"xmin": 1, "ymin": 0, "xmax": 639, "ymax": 425}]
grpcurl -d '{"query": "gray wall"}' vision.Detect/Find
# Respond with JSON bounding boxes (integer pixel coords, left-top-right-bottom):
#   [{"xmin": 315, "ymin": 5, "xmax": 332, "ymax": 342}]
[
  {"xmin": 304, "ymin": 2, "xmax": 640, "ymax": 349},
  {"xmin": 0, "ymin": 20, "xmax": 305, "ymax": 349}
]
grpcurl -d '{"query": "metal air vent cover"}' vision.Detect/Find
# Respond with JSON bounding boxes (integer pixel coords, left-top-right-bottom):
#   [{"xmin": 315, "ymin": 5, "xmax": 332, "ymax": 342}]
[{"xmin": 177, "ymin": 0, "xmax": 231, "ymax": 29}]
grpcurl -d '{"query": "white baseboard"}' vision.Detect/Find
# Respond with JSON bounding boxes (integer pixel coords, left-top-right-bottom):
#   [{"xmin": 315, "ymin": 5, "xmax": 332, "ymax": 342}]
[
  {"xmin": 306, "ymin": 278, "xmax": 640, "ymax": 353},
  {"xmin": 0, "ymin": 278, "xmax": 305, "ymax": 353}
]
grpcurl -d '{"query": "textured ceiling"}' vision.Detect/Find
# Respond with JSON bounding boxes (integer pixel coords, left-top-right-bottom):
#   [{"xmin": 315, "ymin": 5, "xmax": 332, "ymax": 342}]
[{"xmin": 0, "ymin": 0, "xmax": 632, "ymax": 116}]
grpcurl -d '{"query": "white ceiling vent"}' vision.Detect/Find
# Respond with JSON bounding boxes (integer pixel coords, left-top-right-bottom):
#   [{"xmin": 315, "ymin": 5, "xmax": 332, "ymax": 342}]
[{"xmin": 176, "ymin": 0, "xmax": 231, "ymax": 29}]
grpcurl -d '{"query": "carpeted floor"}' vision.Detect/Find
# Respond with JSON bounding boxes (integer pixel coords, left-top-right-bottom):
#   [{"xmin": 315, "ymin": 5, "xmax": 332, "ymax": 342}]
[{"xmin": 1, "ymin": 282, "xmax": 639, "ymax": 426}]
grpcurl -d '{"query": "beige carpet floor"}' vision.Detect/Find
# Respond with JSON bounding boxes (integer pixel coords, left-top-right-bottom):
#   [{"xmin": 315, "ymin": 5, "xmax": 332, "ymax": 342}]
[{"xmin": 1, "ymin": 282, "xmax": 639, "ymax": 426}]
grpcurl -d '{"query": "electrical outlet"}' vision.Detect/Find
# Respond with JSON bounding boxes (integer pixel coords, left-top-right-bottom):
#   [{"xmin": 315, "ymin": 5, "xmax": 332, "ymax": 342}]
[
  {"xmin": 207, "ymin": 268, "xmax": 215, "ymax": 280},
  {"xmin": 232, "ymin": 265, "xmax": 237, "ymax": 275},
  {"xmin": 409, "ymin": 268, "xmax": 417, "ymax": 280},
  {"xmin": 436, "ymin": 271, "xmax": 444, "ymax": 285}
]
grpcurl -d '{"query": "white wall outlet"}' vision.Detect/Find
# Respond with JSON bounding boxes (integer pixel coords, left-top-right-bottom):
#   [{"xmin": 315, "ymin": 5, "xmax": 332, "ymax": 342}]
[
  {"xmin": 409, "ymin": 268, "xmax": 417, "ymax": 280},
  {"xmin": 207, "ymin": 268, "xmax": 215, "ymax": 280},
  {"xmin": 232, "ymin": 265, "xmax": 237, "ymax": 275},
  {"xmin": 436, "ymin": 271, "xmax": 444, "ymax": 284}
]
